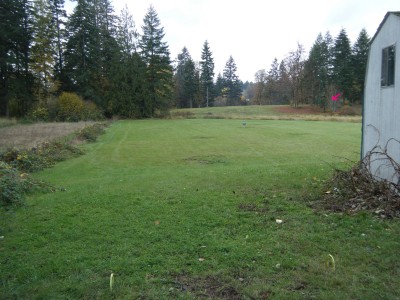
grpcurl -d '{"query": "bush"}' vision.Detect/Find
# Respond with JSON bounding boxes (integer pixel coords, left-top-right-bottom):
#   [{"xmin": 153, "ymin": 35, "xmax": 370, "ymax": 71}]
[
  {"xmin": 29, "ymin": 105, "xmax": 49, "ymax": 121},
  {"xmin": 58, "ymin": 92, "xmax": 85, "ymax": 121},
  {"xmin": 0, "ymin": 142, "xmax": 83, "ymax": 173},
  {"xmin": 82, "ymin": 101, "xmax": 104, "ymax": 121},
  {"xmin": 0, "ymin": 162, "xmax": 26, "ymax": 206},
  {"xmin": 77, "ymin": 123, "xmax": 106, "ymax": 142}
]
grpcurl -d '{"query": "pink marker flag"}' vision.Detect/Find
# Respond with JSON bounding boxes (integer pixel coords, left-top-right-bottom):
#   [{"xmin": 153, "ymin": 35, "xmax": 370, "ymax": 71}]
[{"xmin": 331, "ymin": 93, "xmax": 340, "ymax": 101}]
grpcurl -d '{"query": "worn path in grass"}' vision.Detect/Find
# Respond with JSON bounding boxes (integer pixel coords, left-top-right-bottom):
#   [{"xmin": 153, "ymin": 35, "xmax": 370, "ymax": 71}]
[{"xmin": 1, "ymin": 119, "xmax": 399, "ymax": 299}]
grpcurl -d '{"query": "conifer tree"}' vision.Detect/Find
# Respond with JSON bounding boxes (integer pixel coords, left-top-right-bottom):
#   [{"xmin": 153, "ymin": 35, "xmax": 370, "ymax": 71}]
[
  {"xmin": 304, "ymin": 33, "xmax": 330, "ymax": 109},
  {"xmin": 351, "ymin": 28, "xmax": 370, "ymax": 103},
  {"xmin": 200, "ymin": 40, "xmax": 215, "ymax": 107},
  {"xmin": 138, "ymin": 5, "xmax": 173, "ymax": 117},
  {"xmin": 64, "ymin": 0, "xmax": 99, "ymax": 99},
  {"xmin": 49, "ymin": 0, "xmax": 66, "ymax": 84},
  {"xmin": 223, "ymin": 55, "xmax": 242, "ymax": 105},
  {"xmin": 175, "ymin": 47, "xmax": 197, "ymax": 108},
  {"xmin": 0, "ymin": 0, "xmax": 34, "ymax": 116},
  {"xmin": 31, "ymin": 0, "xmax": 57, "ymax": 103},
  {"xmin": 332, "ymin": 29, "xmax": 353, "ymax": 101}
]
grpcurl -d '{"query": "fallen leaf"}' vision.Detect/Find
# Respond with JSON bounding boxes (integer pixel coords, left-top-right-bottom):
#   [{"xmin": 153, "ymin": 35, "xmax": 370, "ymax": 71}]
[
  {"xmin": 198, "ymin": 258, "xmax": 205, "ymax": 262},
  {"xmin": 154, "ymin": 220, "xmax": 160, "ymax": 225}
]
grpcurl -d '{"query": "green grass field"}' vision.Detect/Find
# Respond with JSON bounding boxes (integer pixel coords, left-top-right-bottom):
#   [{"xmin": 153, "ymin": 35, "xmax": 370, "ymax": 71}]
[{"xmin": 1, "ymin": 118, "xmax": 399, "ymax": 299}]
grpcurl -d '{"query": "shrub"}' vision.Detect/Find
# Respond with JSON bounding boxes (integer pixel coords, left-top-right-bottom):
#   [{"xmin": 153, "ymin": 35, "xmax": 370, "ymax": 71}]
[
  {"xmin": 0, "ymin": 142, "xmax": 83, "ymax": 173},
  {"xmin": 77, "ymin": 123, "xmax": 106, "ymax": 142},
  {"xmin": 0, "ymin": 162, "xmax": 26, "ymax": 206},
  {"xmin": 82, "ymin": 101, "xmax": 104, "ymax": 121},
  {"xmin": 29, "ymin": 105, "xmax": 49, "ymax": 121},
  {"xmin": 57, "ymin": 92, "xmax": 85, "ymax": 121}
]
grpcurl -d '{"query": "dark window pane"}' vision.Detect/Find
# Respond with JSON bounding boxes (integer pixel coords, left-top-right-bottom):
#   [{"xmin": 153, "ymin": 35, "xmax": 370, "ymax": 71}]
[
  {"xmin": 381, "ymin": 45, "xmax": 395, "ymax": 87},
  {"xmin": 381, "ymin": 48, "xmax": 388, "ymax": 86},
  {"xmin": 388, "ymin": 46, "xmax": 395, "ymax": 86}
]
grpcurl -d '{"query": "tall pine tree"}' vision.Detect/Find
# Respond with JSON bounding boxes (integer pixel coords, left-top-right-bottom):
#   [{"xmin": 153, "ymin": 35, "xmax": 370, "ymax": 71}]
[
  {"xmin": 64, "ymin": 0, "xmax": 99, "ymax": 100},
  {"xmin": 0, "ymin": 0, "xmax": 34, "ymax": 116},
  {"xmin": 30, "ymin": 0, "xmax": 57, "ymax": 103},
  {"xmin": 174, "ymin": 47, "xmax": 197, "ymax": 108},
  {"xmin": 332, "ymin": 29, "xmax": 353, "ymax": 102},
  {"xmin": 138, "ymin": 5, "xmax": 173, "ymax": 117},
  {"xmin": 200, "ymin": 40, "xmax": 214, "ymax": 107},
  {"xmin": 223, "ymin": 55, "xmax": 242, "ymax": 106},
  {"xmin": 351, "ymin": 28, "xmax": 370, "ymax": 103}
]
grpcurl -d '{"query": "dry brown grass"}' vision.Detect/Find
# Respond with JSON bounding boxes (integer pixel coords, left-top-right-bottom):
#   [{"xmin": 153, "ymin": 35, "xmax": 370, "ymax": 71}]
[{"xmin": 0, "ymin": 121, "xmax": 96, "ymax": 150}]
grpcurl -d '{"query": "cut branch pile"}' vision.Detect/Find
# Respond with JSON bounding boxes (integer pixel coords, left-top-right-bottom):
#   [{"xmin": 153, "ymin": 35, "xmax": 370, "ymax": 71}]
[{"xmin": 316, "ymin": 140, "xmax": 400, "ymax": 218}]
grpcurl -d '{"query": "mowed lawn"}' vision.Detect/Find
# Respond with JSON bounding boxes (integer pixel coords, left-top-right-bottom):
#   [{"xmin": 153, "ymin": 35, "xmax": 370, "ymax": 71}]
[{"xmin": 1, "ymin": 119, "xmax": 399, "ymax": 299}]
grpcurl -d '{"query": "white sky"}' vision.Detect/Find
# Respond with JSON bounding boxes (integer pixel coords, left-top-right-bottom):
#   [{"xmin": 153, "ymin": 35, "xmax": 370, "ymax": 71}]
[{"xmin": 65, "ymin": 0, "xmax": 399, "ymax": 82}]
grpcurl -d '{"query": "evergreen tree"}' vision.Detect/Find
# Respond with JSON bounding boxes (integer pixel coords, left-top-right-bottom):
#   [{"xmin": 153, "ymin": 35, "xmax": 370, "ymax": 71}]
[
  {"xmin": 64, "ymin": 0, "xmax": 99, "ymax": 100},
  {"xmin": 200, "ymin": 40, "xmax": 214, "ymax": 107},
  {"xmin": 332, "ymin": 29, "xmax": 353, "ymax": 102},
  {"xmin": 174, "ymin": 47, "xmax": 196, "ymax": 108},
  {"xmin": 254, "ymin": 69, "xmax": 266, "ymax": 105},
  {"xmin": 277, "ymin": 60, "xmax": 290, "ymax": 103},
  {"xmin": 138, "ymin": 5, "xmax": 173, "ymax": 117},
  {"xmin": 108, "ymin": 5, "xmax": 146, "ymax": 118},
  {"xmin": 265, "ymin": 58, "xmax": 280, "ymax": 104},
  {"xmin": 49, "ymin": 0, "xmax": 67, "ymax": 84},
  {"xmin": 215, "ymin": 73, "xmax": 224, "ymax": 97},
  {"xmin": 0, "ymin": 0, "xmax": 34, "ymax": 117},
  {"xmin": 116, "ymin": 4, "xmax": 137, "ymax": 58},
  {"xmin": 222, "ymin": 55, "xmax": 242, "ymax": 105},
  {"xmin": 95, "ymin": 0, "xmax": 120, "ymax": 111},
  {"xmin": 30, "ymin": 0, "xmax": 57, "ymax": 103},
  {"xmin": 304, "ymin": 33, "xmax": 330, "ymax": 110},
  {"xmin": 351, "ymin": 28, "xmax": 370, "ymax": 103},
  {"xmin": 285, "ymin": 43, "xmax": 306, "ymax": 108}
]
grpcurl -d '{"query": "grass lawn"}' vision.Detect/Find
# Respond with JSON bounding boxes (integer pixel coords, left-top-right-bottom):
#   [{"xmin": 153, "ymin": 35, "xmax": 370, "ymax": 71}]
[{"xmin": 1, "ymin": 119, "xmax": 399, "ymax": 299}]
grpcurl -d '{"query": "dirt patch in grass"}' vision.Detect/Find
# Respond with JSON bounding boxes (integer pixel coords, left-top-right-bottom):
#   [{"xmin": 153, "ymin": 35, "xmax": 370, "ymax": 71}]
[
  {"xmin": 173, "ymin": 274, "xmax": 243, "ymax": 299},
  {"xmin": 238, "ymin": 202, "xmax": 269, "ymax": 213},
  {"xmin": 184, "ymin": 155, "xmax": 227, "ymax": 165},
  {"xmin": 0, "ymin": 121, "xmax": 96, "ymax": 150}
]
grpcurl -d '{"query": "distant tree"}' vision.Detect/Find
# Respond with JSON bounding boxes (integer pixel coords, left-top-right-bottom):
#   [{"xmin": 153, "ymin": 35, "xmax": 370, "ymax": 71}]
[
  {"xmin": 30, "ymin": 0, "xmax": 57, "ymax": 103},
  {"xmin": 0, "ymin": 0, "xmax": 34, "ymax": 117},
  {"xmin": 285, "ymin": 43, "xmax": 306, "ymax": 108},
  {"xmin": 64, "ymin": 0, "xmax": 99, "ymax": 100},
  {"xmin": 303, "ymin": 33, "xmax": 331, "ymax": 110},
  {"xmin": 174, "ymin": 47, "xmax": 197, "ymax": 108},
  {"xmin": 222, "ymin": 55, "xmax": 242, "ymax": 105},
  {"xmin": 277, "ymin": 60, "xmax": 290, "ymax": 103},
  {"xmin": 200, "ymin": 40, "xmax": 215, "ymax": 107},
  {"xmin": 48, "ymin": 0, "xmax": 67, "ymax": 85},
  {"xmin": 138, "ymin": 5, "xmax": 173, "ymax": 117},
  {"xmin": 116, "ymin": 4, "xmax": 137, "ymax": 57},
  {"xmin": 254, "ymin": 69, "xmax": 266, "ymax": 105},
  {"xmin": 351, "ymin": 28, "xmax": 370, "ymax": 103},
  {"xmin": 332, "ymin": 29, "xmax": 353, "ymax": 102},
  {"xmin": 264, "ymin": 58, "xmax": 280, "ymax": 104}
]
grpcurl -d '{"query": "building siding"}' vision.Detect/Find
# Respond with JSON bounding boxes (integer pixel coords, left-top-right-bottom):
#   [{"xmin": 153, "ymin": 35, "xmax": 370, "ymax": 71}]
[{"xmin": 362, "ymin": 13, "xmax": 400, "ymax": 183}]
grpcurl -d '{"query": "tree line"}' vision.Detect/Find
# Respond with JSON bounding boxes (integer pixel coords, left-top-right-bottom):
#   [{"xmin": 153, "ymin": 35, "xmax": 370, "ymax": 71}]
[
  {"xmin": 0, "ymin": 0, "xmax": 243, "ymax": 119},
  {"xmin": 244, "ymin": 28, "xmax": 370, "ymax": 110},
  {"xmin": 0, "ymin": 0, "xmax": 370, "ymax": 119}
]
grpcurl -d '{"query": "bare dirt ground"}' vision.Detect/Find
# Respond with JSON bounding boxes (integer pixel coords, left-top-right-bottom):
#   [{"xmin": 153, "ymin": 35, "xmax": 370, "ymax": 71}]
[{"xmin": 0, "ymin": 121, "xmax": 95, "ymax": 150}]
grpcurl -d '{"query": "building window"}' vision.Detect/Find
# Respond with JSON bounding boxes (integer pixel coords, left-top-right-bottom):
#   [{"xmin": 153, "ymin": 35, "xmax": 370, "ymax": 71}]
[{"xmin": 381, "ymin": 45, "xmax": 395, "ymax": 87}]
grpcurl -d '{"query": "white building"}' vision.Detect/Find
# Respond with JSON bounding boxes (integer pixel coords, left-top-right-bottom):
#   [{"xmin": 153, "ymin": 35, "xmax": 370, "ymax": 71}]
[{"xmin": 362, "ymin": 12, "xmax": 400, "ymax": 184}]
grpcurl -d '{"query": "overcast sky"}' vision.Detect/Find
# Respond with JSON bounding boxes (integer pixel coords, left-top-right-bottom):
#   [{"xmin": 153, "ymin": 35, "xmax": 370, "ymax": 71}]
[{"xmin": 66, "ymin": 0, "xmax": 398, "ymax": 82}]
